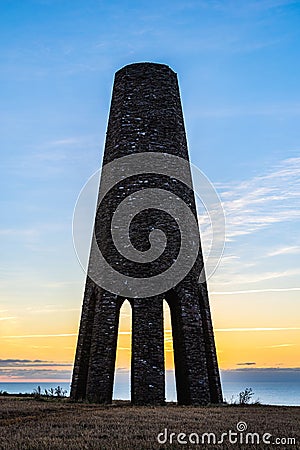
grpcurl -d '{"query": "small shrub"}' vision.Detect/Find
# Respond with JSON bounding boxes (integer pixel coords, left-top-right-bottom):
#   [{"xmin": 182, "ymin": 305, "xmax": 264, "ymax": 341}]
[
  {"xmin": 49, "ymin": 387, "xmax": 55, "ymax": 397},
  {"xmin": 0, "ymin": 390, "xmax": 9, "ymax": 396},
  {"xmin": 228, "ymin": 387, "xmax": 260, "ymax": 405},
  {"xmin": 238, "ymin": 387, "xmax": 254, "ymax": 404},
  {"xmin": 33, "ymin": 386, "xmax": 42, "ymax": 398},
  {"xmin": 54, "ymin": 386, "xmax": 67, "ymax": 398}
]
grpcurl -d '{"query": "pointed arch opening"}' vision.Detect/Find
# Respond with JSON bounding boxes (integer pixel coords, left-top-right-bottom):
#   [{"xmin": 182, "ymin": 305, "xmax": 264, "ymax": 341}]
[
  {"xmin": 163, "ymin": 299, "xmax": 177, "ymax": 402},
  {"xmin": 113, "ymin": 299, "xmax": 132, "ymax": 400}
]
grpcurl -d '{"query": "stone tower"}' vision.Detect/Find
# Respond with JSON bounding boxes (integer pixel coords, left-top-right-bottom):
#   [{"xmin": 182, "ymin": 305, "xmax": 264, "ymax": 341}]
[{"xmin": 71, "ymin": 62, "xmax": 223, "ymax": 405}]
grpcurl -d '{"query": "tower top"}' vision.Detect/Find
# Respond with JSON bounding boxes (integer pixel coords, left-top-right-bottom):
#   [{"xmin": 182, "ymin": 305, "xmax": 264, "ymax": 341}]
[{"xmin": 116, "ymin": 61, "xmax": 176, "ymax": 76}]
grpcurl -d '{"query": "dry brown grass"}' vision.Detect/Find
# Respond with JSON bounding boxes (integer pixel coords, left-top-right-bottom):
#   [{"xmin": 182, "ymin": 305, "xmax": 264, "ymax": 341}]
[{"xmin": 0, "ymin": 397, "xmax": 299, "ymax": 449}]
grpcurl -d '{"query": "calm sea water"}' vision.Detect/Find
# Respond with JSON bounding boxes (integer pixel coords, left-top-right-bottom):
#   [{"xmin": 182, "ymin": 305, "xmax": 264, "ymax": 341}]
[
  {"xmin": 114, "ymin": 371, "xmax": 300, "ymax": 406},
  {"xmin": 1, "ymin": 371, "xmax": 299, "ymax": 406}
]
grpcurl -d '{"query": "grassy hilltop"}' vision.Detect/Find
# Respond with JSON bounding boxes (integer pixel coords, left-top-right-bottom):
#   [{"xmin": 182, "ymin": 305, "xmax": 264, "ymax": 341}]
[{"xmin": 0, "ymin": 397, "xmax": 299, "ymax": 450}]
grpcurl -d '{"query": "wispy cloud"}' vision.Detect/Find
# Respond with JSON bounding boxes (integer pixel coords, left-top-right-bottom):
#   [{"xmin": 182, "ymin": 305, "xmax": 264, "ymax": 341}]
[
  {"xmin": 217, "ymin": 157, "xmax": 300, "ymax": 242},
  {"xmin": 43, "ymin": 138, "xmax": 83, "ymax": 148},
  {"xmin": 262, "ymin": 343, "xmax": 296, "ymax": 348},
  {"xmin": 195, "ymin": 103, "xmax": 300, "ymax": 118},
  {"xmin": 268, "ymin": 246, "xmax": 300, "ymax": 257},
  {"xmin": 4, "ymin": 135, "xmax": 101, "ymax": 179},
  {"xmin": 40, "ymin": 282, "xmax": 81, "ymax": 289},
  {"xmin": 221, "ymin": 367, "xmax": 300, "ymax": 383},
  {"xmin": 0, "ymin": 368, "xmax": 72, "ymax": 380},
  {"xmin": 0, "ymin": 359, "xmax": 72, "ymax": 381},
  {"xmin": 211, "ymin": 287, "xmax": 300, "ymax": 294},
  {"xmin": 0, "ymin": 333, "xmax": 77, "ymax": 339},
  {"xmin": 211, "ymin": 268, "xmax": 300, "ymax": 287},
  {"xmin": 215, "ymin": 327, "xmax": 300, "ymax": 332},
  {"xmin": 0, "ymin": 359, "xmax": 72, "ymax": 367},
  {"xmin": 24, "ymin": 306, "xmax": 79, "ymax": 314},
  {"xmin": 112, "ymin": 327, "xmax": 300, "ymax": 334},
  {"xmin": 236, "ymin": 362, "xmax": 256, "ymax": 366},
  {"xmin": 0, "ymin": 228, "xmax": 38, "ymax": 238},
  {"xmin": 199, "ymin": 156, "xmax": 300, "ymax": 288},
  {"xmin": 211, "ymin": 0, "xmax": 300, "ymax": 18},
  {"xmin": 34, "ymin": 136, "xmax": 98, "ymax": 162},
  {"xmin": 199, "ymin": 156, "xmax": 300, "ymax": 290},
  {"xmin": 0, "ymin": 223, "xmax": 68, "ymax": 251},
  {"xmin": 238, "ymin": 0, "xmax": 299, "ymax": 13}
]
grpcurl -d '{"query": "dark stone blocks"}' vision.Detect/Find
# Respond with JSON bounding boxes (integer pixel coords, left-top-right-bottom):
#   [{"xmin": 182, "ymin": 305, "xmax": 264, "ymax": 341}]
[{"xmin": 71, "ymin": 62, "xmax": 223, "ymax": 405}]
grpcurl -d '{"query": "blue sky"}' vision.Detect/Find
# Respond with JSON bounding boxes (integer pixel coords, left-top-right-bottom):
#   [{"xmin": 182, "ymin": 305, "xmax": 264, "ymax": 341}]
[{"xmin": 0, "ymin": 0, "xmax": 300, "ymax": 384}]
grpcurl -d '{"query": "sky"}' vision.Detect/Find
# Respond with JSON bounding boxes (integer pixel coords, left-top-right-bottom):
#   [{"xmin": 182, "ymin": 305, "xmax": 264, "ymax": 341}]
[{"xmin": 0, "ymin": 0, "xmax": 299, "ymax": 390}]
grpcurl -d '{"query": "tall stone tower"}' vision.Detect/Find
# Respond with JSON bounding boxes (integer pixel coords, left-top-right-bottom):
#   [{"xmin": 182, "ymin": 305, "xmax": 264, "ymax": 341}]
[{"xmin": 71, "ymin": 62, "xmax": 223, "ymax": 405}]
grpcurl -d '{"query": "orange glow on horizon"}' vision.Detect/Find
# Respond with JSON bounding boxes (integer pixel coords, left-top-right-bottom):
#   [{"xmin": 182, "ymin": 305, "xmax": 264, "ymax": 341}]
[{"xmin": 1, "ymin": 295, "xmax": 299, "ymax": 382}]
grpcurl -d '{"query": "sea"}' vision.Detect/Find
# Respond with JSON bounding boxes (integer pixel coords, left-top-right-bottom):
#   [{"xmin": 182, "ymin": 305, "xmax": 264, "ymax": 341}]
[{"xmin": 1, "ymin": 370, "xmax": 299, "ymax": 406}]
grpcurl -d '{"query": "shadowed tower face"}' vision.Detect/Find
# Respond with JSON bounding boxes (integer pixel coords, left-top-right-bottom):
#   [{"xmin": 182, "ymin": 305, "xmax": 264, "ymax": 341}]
[{"xmin": 71, "ymin": 62, "xmax": 223, "ymax": 405}]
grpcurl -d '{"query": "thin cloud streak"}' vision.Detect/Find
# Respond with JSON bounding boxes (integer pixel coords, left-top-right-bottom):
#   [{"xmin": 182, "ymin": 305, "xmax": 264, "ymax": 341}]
[
  {"xmin": 194, "ymin": 103, "xmax": 300, "ymax": 118},
  {"xmin": 215, "ymin": 327, "xmax": 300, "ymax": 332},
  {"xmin": 0, "ymin": 333, "xmax": 77, "ymax": 339},
  {"xmin": 268, "ymin": 246, "xmax": 300, "ymax": 257},
  {"xmin": 117, "ymin": 327, "xmax": 300, "ymax": 334},
  {"xmin": 211, "ymin": 287, "xmax": 300, "ymax": 294},
  {"xmin": 211, "ymin": 268, "xmax": 300, "ymax": 286},
  {"xmin": 236, "ymin": 362, "xmax": 256, "ymax": 366},
  {"xmin": 262, "ymin": 344, "xmax": 295, "ymax": 348},
  {"xmin": 0, "ymin": 359, "xmax": 72, "ymax": 367}
]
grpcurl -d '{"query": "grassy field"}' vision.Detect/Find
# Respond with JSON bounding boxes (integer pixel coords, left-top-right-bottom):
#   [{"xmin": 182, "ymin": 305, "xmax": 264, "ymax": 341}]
[{"xmin": 0, "ymin": 397, "xmax": 299, "ymax": 449}]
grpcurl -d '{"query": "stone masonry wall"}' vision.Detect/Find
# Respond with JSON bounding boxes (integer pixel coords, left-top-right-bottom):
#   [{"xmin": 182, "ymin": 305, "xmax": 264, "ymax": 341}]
[{"xmin": 71, "ymin": 63, "xmax": 223, "ymax": 405}]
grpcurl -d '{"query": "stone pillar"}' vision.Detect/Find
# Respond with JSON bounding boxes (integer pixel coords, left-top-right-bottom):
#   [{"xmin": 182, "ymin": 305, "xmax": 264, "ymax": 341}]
[
  {"xmin": 71, "ymin": 282, "xmax": 121, "ymax": 403},
  {"xmin": 131, "ymin": 297, "xmax": 165, "ymax": 405},
  {"xmin": 85, "ymin": 290, "xmax": 122, "ymax": 403},
  {"xmin": 70, "ymin": 277, "xmax": 97, "ymax": 401},
  {"xmin": 198, "ymin": 282, "xmax": 223, "ymax": 403}
]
